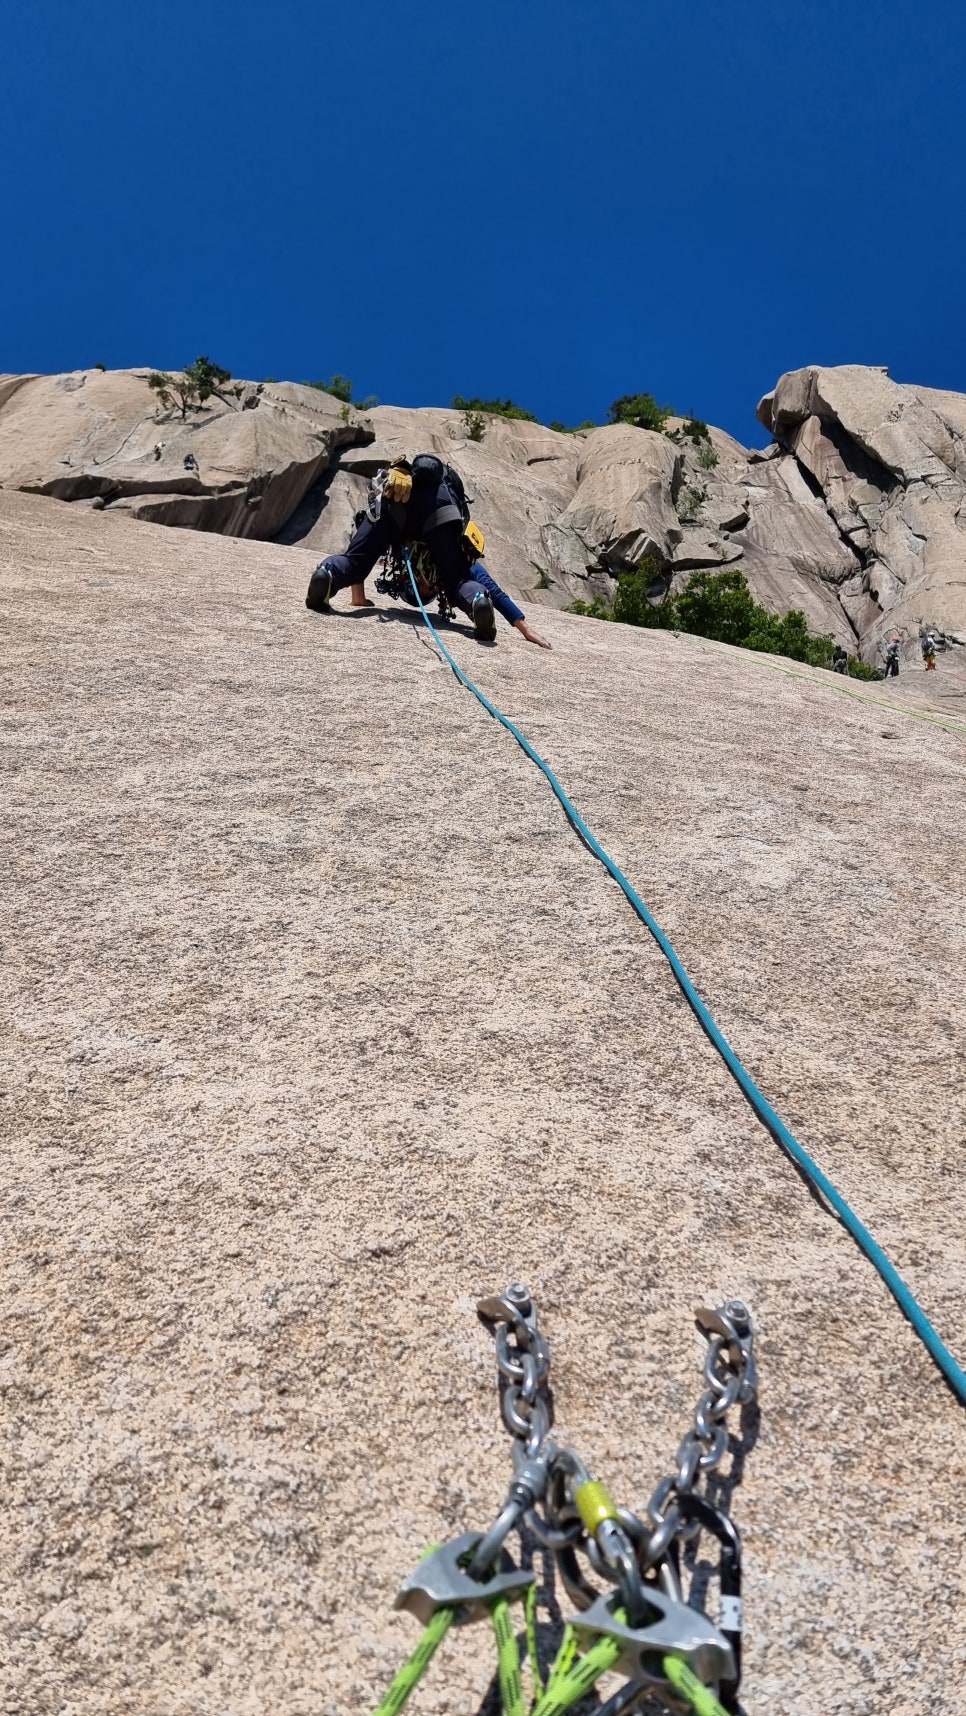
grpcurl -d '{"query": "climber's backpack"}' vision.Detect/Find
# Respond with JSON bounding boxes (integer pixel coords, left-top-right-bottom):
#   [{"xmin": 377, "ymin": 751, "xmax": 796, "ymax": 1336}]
[
  {"xmin": 366, "ymin": 454, "xmax": 470, "ymax": 526},
  {"xmin": 410, "ymin": 452, "xmax": 471, "ymax": 526},
  {"xmin": 366, "ymin": 454, "xmax": 484, "ymax": 565},
  {"xmin": 410, "ymin": 454, "xmax": 487, "ymax": 563}
]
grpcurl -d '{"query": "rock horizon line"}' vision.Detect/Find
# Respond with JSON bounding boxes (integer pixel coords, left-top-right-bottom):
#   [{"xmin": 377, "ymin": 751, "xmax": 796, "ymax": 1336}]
[{"xmin": 1, "ymin": 360, "xmax": 964, "ymax": 671}]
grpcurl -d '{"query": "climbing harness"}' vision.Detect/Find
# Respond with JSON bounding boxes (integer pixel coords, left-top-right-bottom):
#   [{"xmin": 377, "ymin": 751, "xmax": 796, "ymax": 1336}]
[
  {"xmin": 373, "ymin": 1287, "xmax": 755, "ymax": 1716},
  {"xmin": 401, "ymin": 552, "xmax": 966, "ymax": 1408},
  {"xmin": 375, "ymin": 542, "xmax": 457, "ymax": 622},
  {"xmin": 374, "ymin": 529, "xmax": 485, "ymax": 622}
]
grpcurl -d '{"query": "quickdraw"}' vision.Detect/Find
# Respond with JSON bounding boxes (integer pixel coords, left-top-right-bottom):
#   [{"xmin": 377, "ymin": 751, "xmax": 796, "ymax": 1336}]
[{"xmin": 371, "ymin": 1288, "xmax": 756, "ymax": 1716}]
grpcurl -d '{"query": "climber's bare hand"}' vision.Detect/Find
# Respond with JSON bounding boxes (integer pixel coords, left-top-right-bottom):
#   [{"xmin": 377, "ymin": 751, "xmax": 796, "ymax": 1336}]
[{"xmin": 515, "ymin": 620, "xmax": 552, "ymax": 650}]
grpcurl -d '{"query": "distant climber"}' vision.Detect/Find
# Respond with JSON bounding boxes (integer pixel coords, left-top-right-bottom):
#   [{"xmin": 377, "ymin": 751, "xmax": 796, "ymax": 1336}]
[
  {"xmin": 832, "ymin": 644, "xmax": 849, "ymax": 675},
  {"xmin": 922, "ymin": 631, "xmax": 937, "ymax": 671},
  {"xmin": 883, "ymin": 635, "xmax": 900, "ymax": 679},
  {"xmin": 305, "ymin": 453, "xmax": 551, "ymax": 648},
  {"xmin": 183, "ymin": 453, "xmax": 199, "ymax": 476},
  {"xmin": 153, "ymin": 442, "xmax": 163, "ymax": 461}
]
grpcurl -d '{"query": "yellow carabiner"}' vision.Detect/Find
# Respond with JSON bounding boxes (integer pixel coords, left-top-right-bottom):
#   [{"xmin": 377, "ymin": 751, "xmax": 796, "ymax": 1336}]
[{"xmin": 573, "ymin": 1479, "xmax": 620, "ymax": 1534}]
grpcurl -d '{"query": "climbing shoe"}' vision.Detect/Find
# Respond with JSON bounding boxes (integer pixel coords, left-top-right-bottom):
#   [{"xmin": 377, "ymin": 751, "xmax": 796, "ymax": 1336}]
[
  {"xmin": 471, "ymin": 592, "xmax": 497, "ymax": 642},
  {"xmin": 305, "ymin": 561, "xmax": 335, "ymax": 612}
]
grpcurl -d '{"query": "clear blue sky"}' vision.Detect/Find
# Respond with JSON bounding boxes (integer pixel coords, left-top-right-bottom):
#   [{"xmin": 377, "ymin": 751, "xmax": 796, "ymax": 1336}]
[{"xmin": 4, "ymin": 0, "xmax": 964, "ymax": 444}]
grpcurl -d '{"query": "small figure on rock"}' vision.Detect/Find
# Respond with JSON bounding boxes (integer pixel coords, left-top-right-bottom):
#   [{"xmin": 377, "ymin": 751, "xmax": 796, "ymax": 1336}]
[
  {"xmin": 883, "ymin": 635, "xmax": 901, "ymax": 679},
  {"xmin": 183, "ymin": 452, "xmax": 199, "ymax": 476},
  {"xmin": 832, "ymin": 644, "xmax": 849, "ymax": 676},
  {"xmin": 305, "ymin": 453, "xmax": 551, "ymax": 648},
  {"xmin": 922, "ymin": 631, "xmax": 937, "ymax": 671},
  {"xmin": 153, "ymin": 442, "xmax": 163, "ymax": 461}
]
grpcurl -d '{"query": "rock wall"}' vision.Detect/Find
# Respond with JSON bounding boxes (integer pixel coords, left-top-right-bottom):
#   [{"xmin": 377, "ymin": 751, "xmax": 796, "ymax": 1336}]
[
  {"xmin": 758, "ymin": 364, "xmax": 966, "ymax": 669},
  {"xmin": 3, "ymin": 484, "xmax": 966, "ymax": 1714},
  {"xmin": 0, "ymin": 369, "xmax": 365, "ymax": 542},
  {"xmin": 2, "ymin": 363, "xmax": 965, "ymax": 666}
]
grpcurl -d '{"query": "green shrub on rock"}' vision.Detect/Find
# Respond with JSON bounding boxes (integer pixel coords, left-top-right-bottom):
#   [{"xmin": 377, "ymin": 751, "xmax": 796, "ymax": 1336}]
[
  {"xmin": 847, "ymin": 656, "xmax": 881, "ymax": 681},
  {"xmin": 607, "ymin": 392, "xmax": 675, "ymax": 432},
  {"xmin": 148, "ymin": 355, "xmax": 232, "ymax": 419},
  {"xmin": 682, "ymin": 416, "xmax": 710, "ymax": 443},
  {"xmin": 304, "ymin": 376, "xmax": 379, "ymax": 409},
  {"xmin": 451, "ymin": 395, "xmax": 538, "ymax": 423},
  {"xmin": 315, "ymin": 373, "xmax": 353, "ymax": 402},
  {"xmin": 570, "ymin": 594, "xmax": 613, "ymax": 619},
  {"xmin": 612, "ymin": 558, "xmax": 677, "ymax": 628},
  {"xmin": 570, "ymin": 563, "xmax": 847, "ymax": 674},
  {"xmin": 676, "ymin": 485, "xmax": 704, "ymax": 522},
  {"xmin": 674, "ymin": 568, "xmax": 759, "ymax": 647}
]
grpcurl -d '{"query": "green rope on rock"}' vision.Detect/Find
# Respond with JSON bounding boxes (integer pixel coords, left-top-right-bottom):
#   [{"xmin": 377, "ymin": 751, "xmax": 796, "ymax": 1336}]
[
  {"xmin": 545, "ymin": 1622, "xmax": 579, "ymax": 1686},
  {"xmin": 491, "ymin": 1596, "xmax": 527, "ymax": 1716},
  {"xmin": 525, "ymin": 1582, "xmax": 544, "ymax": 1698},
  {"xmin": 370, "ymin": 1566, "xmax": 732, "ymax": 1716},
  {"xmin": 530, "ymin": 1628, "xmax": 623, "ymax": 1716},
  {"xmin": 371, "ymin": 1605, "xmax": 454, "ymax": 1716},
  {"xmin": 371, "ymin": 1606, "xmax": 731, "ymax": 1716},
  {"xmin": 662, "ymin": 1655, "xmax": 731, "ymax": 1716}
]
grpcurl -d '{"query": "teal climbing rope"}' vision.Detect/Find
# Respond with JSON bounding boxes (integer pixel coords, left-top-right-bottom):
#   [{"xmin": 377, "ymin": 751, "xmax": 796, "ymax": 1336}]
[{"xmin": 403, "ymin": 554, "xmax": 966, "ymax": 1408}]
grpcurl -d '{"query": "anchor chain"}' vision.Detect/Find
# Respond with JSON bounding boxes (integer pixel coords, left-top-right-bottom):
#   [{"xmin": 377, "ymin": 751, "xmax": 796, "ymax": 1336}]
[
  {"xmin": 475, "ymin": 1285, "xmax": 754, "ymax": 1711},
  {"xmin": 374, "ymin": 1287, "xmax": 756, "ymax": 1716},
  {"xmin": 641, "ymin": 1301, "xmax": 756, "ymax": 1568}
]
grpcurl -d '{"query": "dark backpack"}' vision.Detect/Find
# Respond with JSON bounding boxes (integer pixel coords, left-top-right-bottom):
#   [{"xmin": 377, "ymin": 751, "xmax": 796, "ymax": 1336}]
[{"xmin": 411, "ymin": 452, "xmax": 471, "ymax": 526}]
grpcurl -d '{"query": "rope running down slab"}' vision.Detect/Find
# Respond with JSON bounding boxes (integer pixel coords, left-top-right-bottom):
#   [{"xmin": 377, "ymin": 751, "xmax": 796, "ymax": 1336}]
[{"xmin": 403, "ymin": 554, "xmax": 966, "ymax": 1408}]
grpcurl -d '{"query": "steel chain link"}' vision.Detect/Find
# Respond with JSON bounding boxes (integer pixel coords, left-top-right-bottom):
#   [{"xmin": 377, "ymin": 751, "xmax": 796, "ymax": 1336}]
[
  {"xmin": 478, "ymin": 1283, "xmax": 553, "ymax": 1454},
  {"xmin": 640, "ymin": 1301, "xmax": 757, "ymax": 1565},
  {"xmin": 476, "ymin": 1284, "xmax": 756, "ymax": 1710}
]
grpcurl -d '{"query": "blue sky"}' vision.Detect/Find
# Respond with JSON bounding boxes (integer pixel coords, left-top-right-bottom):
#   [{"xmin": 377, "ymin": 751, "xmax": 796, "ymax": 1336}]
[{"xmin": 3, "ymin": 0, "xmax": 963, "ymax": 444}]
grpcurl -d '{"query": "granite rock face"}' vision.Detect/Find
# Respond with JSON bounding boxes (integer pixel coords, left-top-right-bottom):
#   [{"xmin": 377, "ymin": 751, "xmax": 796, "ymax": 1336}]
[
  {"xmin": 2, "ymin": 363, "xmax": 966, "ymax": 667},
  {"xmin": 551, "ymin": 423, "xmax": 682, "ymax": 572},
  {"xmin": 0, "ymin": 368, "xmax": 364, "ymax": 541},
  {"xmin": 2, "ymin": 487, "xmax": 965, "ymax": 1715},
  {"xmin": 758, "ymin": 364, "xmax": 966, "ymax": 667}
]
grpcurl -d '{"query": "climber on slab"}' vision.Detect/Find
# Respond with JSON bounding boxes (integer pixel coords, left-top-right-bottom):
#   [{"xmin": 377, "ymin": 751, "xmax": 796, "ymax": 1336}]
[{"xmin": 305, "ymin": 453, "xmax": 551, "ymax": 648}]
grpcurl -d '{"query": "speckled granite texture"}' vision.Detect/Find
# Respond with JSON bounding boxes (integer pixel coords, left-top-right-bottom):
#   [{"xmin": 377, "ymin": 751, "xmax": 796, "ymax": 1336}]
[{"xmin": 2, "ymin": 490, "xmax": 964, "ymax": 1715}]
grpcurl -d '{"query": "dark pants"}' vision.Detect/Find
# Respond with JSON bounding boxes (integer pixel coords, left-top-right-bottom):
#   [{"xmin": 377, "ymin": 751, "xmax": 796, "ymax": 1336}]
[
  {"xmin": 324, "ymin": 484, "xmax": 487, "ymax": 620},
  {"xmin": 884, "ymin": 657, "xmax": 899, "ymax": 678}
]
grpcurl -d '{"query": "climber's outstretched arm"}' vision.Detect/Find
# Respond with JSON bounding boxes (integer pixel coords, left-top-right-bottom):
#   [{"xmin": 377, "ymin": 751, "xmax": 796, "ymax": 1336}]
[{"xmin": 472, "ymin": 566, "xmax": 552, "ymax": 648}]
